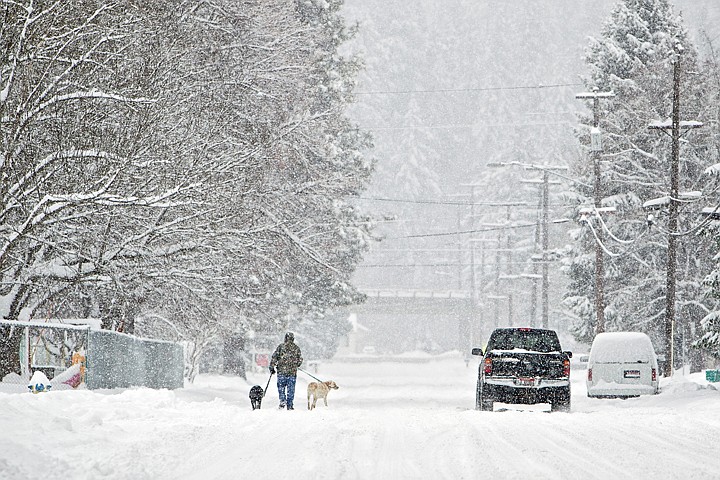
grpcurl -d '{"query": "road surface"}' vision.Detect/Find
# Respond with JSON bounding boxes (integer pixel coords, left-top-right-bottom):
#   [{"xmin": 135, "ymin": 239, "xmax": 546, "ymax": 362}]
[{"xmin": 1, "ymin": 354, "xmax": 718, "ymax": 479}]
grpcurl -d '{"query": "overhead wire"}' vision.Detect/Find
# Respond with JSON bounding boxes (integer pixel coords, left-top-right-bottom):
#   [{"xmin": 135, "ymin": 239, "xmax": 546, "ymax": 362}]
[
  {"xmin": 361, "ymin": 121, "xmax": 574, "ymax": 131},
  {"xmin": 662, "ymin": 199, "xmax": 720, "ymax": 237},
  {"xmin": 582, "ymin": 218, "xmax": 621, "ymax": 258},
  {"xmin": 592, "ymin": 208, "xmax": 645, "ymax": 245},
  {"xmin": 356, "ymin": 196, "xmax": 575, "ymax": 207},
  {"xmin": 388, "ymin": 221, "xmax": 544, "ymax": 239},
  {"xmin": 354, "ymin": 83, "xmax": 581, "ymax": 130},
  {"xmin": 354, "ymin": 82, "xmax": 583, "ymax": 96}
]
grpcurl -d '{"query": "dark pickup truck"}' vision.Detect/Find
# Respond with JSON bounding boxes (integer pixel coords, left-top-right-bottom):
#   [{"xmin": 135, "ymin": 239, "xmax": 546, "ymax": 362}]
[{"xmin": 472, "ymin": 328, "xmax": 572, "ymax": 412}]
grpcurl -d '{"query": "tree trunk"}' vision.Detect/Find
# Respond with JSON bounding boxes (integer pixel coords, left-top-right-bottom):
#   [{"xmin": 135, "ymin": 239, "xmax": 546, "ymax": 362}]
[
  {"xmin": 222, "ymin": 334, "xmax": 246, "ymax": 379},
  {"xmin": 0, "ymin": 325, "xmax": 24, "ymax": 379}
]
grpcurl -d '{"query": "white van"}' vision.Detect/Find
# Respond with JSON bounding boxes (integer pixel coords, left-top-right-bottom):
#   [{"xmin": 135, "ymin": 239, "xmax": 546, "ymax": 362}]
[{"xmin": 586, "ymin": 332, "xmax": 659, "ymax": 398}]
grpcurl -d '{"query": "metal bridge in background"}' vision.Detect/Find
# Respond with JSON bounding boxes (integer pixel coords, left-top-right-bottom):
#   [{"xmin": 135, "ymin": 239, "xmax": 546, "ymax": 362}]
[{"xmin": 357, "ymin": 288, "xmax": 471, "ymax": 314}]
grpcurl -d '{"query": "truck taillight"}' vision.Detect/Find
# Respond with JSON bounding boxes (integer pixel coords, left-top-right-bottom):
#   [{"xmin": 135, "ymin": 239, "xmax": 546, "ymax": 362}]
[
  {"xmin": 651, "ymin": 368, "xmax": 657, "ymax": 382},
  {"xmin": 483, "ymin": 357, "xmax": 493, "ymax": 375},
  {"xmin": 563, "ymin": 359, "xmax": 570, "ymax": 377},
  {"xmin": 587, "ymin": 368, "xmax": 592, "ymax": 382}
]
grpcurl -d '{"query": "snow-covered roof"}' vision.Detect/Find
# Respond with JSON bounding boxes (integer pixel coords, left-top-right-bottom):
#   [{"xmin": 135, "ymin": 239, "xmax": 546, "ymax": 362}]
[{"xmin": 589, "ymin": 332, "xmax": 657, "ymax": 363}]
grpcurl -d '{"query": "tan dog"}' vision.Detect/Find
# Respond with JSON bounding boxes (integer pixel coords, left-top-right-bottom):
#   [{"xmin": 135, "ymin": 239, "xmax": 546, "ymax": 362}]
[{"xmin": 307, "ymin": 381, "xmax": 339, "ymax": 410}]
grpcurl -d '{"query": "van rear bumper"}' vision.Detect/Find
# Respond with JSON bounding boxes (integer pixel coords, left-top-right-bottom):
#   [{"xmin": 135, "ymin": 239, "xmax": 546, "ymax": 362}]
[{"xmin": 587, "ymin": 382, "xmax": 658, "ymax": 397}]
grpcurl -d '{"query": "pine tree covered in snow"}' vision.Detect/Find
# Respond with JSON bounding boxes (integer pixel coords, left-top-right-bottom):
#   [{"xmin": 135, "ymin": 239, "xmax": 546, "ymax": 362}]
[
  {"xmin": 564, "ymin": 0, "xmax": 719, "ymax": 368},
  {"xmin": 695, "ymin": 41, "xmax": 720, "ymax": 358}
]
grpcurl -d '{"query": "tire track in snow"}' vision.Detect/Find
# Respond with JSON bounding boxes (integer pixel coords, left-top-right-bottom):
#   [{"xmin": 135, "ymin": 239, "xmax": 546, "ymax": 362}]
[
  {"xmin": 13, "ymin": 359, "xmax": 717, "ymax": 480},
  {"xmin": 597, "ymin": 411, "xmax": 720, "ymax": 477},
  {"xmin": 526, "ymin": 413, "xmax": 631, "ymax": 479}
]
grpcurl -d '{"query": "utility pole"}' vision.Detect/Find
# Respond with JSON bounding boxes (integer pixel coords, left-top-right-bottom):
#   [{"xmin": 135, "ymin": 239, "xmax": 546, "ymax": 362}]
[
  {"xmin": 478, "ymin": 240, "xmax": 486, "ymax": 337},
  {"xmin": 456, "ymin": 209, "xmax": 463, "ymax": 291},
  {"xmin": 488, "ymin": 162, "xmax": 570, "ymax": 329},
  {"xmin": 494, "ymin": 227, "xmax": 502, "ymax": 328},
  {"xmin": 468, "ymin": 186, "xmax": 478, "ymax": 348},
  {"xmin": 575, "ymin": 88, "xmax": 615, "ymax": 335},
  {"xmin": 531, "ymin": 195, "xmax": 542, "ymax": 326},
  {"xmin": 541, "ymin": 170, "xmax": 550, "ymax": 329},
  {"xmin": 505, "ymin": 205, "xmax": 514, "ymax": 327},
  {"xmin": 448, "ymin": 191, "xmax": 472, "ymax": 352},
  {"xmin": 648, "ymin": 45, "xmax": 702, "ymax": 377},
  {"xmin": 519, "ymin": 179, "xmax": 559, "ymax": 327},
  {"xmin": 520, "ymin": 175, "xmax": 561, "ymax": 329},
  {"xmin": 468, "ymin": 199, "xmax": 529, "ymax": 335},
  {"xmin": 469, "ymin": 237, "xmax": 493, "ymax": 341},
  {"xmin": 666, "ymin": 51, "xmax": 681, "ymax": 378}
]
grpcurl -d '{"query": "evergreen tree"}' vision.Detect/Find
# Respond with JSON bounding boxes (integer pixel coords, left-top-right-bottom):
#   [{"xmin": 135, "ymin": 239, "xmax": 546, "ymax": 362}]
[
  {"xmin": 564, "ymin": 0, "xmax": 719, "ymax": 368},
  {"xmin": 695, "ymin": 38, "xmax": 720, "ymax": 359}
]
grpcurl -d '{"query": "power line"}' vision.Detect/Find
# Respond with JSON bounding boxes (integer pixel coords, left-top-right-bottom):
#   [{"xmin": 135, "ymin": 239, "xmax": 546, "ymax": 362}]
[
  {"xmin": 390, "ymin": 222, "xmax": 541, "ymax": 239},
  {"xmin": 360, "ymin": 121, "xmax": 573, "ymax": 131},
  {"xmin": 385, "ymin": 217, "xmax": 571, "ymax": 239},
  {"xmin": 358, "ymin": 263, "xmax": 462, "ymax": 268},
  {"xmin": 357, "ymin": 196, "xmax": 574, "ymax": 207},
  {"xmin": 358, "ymin": 261, "xmax": 541, "ymax": 268},
  {"xmin": 355, "ymin": 82, "xmax": 583, "ymax": 96}
]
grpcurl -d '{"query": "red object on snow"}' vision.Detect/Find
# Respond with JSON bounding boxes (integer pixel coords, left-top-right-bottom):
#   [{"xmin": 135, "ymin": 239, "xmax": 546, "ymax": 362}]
[
  {"xmin": 256, "ymin": 354, "xmax": 269, "ymax": 367},
  {"xmin": 63, "ymin": 372, "xmax": 82, "ymax": 388}
]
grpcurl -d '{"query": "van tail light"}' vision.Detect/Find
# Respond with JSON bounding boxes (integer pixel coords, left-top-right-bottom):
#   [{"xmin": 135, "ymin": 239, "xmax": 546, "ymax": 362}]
[
  {"xmin": 483, "ymin": 357, "xmax": 493, "ymax": 375},
  {"xmin": 587, "ymin": 368, "xmax": 593, "ymax": 382},
  {"xmin": 651, "ymin": 368, "xmax": 657, "ymax": 382},
  {"xmin": 563, "ymin": 359, "xmax": 570, "ymax": 377}
]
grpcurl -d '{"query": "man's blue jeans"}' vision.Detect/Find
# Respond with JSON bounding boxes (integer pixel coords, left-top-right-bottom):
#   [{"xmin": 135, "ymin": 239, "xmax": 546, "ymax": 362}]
[{"xmin": 277, "ymin": 374, "xmax": 297, "ymax": 409}]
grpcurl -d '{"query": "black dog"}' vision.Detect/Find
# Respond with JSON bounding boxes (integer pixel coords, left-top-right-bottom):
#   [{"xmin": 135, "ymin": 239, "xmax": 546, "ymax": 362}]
[{"xmin": 249, "ymin": 385, "xmax": 264, "ymax": 410}]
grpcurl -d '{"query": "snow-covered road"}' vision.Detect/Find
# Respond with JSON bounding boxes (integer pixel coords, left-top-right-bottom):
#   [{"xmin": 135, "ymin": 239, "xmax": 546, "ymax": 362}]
[{"xmin": 1, "ymin": 354, "xmax": 719, "ymax": 479}]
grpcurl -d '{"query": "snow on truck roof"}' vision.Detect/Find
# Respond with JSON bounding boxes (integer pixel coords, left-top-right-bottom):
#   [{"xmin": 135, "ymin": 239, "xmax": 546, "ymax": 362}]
[{"xmin": 589, "ymin": 332, "xmax": 657, "ymax": 363}]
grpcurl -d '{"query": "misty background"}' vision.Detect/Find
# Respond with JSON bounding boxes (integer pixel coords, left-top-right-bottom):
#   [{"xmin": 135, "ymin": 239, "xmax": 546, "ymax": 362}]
[{"xmin": 341, "ymin": 1, "xmax": 720, "ymax": 354}]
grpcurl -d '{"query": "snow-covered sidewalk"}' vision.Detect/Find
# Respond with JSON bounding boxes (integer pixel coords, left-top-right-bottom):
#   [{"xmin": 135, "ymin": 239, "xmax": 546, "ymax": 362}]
[{"xmin": 1, "ymin": 355, "xmax": 718, "ymax": 479}]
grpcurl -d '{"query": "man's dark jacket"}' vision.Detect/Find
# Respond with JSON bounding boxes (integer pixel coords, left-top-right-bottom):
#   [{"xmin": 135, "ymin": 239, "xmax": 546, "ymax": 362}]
[{"xmin": 270, "ymin": 339, "xmax": 303, "ymax": 376}]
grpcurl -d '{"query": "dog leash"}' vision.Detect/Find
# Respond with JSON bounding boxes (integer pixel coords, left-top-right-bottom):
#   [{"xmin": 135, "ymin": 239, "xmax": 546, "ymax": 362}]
[
  {"xmin": 262, "ymin": 373, "xmax": 273, "ymax": 398},
  {"xmin": 298, "ymin": 367, "xmax": 324, "ymax": 383}
]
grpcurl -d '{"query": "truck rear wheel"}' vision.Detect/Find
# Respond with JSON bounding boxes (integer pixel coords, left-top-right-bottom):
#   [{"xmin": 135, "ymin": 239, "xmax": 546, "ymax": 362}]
[
  {"xmin": 551, "ymin": 388, "xmax": 571, "ymax": 412},
  {"xmin": 478, "ymin": 382, "xmax": 493, "ymax": 411}
]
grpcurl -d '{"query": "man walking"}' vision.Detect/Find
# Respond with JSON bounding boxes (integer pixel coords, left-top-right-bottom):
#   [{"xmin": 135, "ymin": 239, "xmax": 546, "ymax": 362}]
[{"xmin": 269, "ymin": 332, "xmax": 303, "ymax": 410}]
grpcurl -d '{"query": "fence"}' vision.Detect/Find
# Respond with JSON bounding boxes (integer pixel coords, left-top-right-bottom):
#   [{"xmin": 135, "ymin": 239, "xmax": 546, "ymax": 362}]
[{"xmin": 0, "ymin": 320, "xmax": 184, "ymax": 391}]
